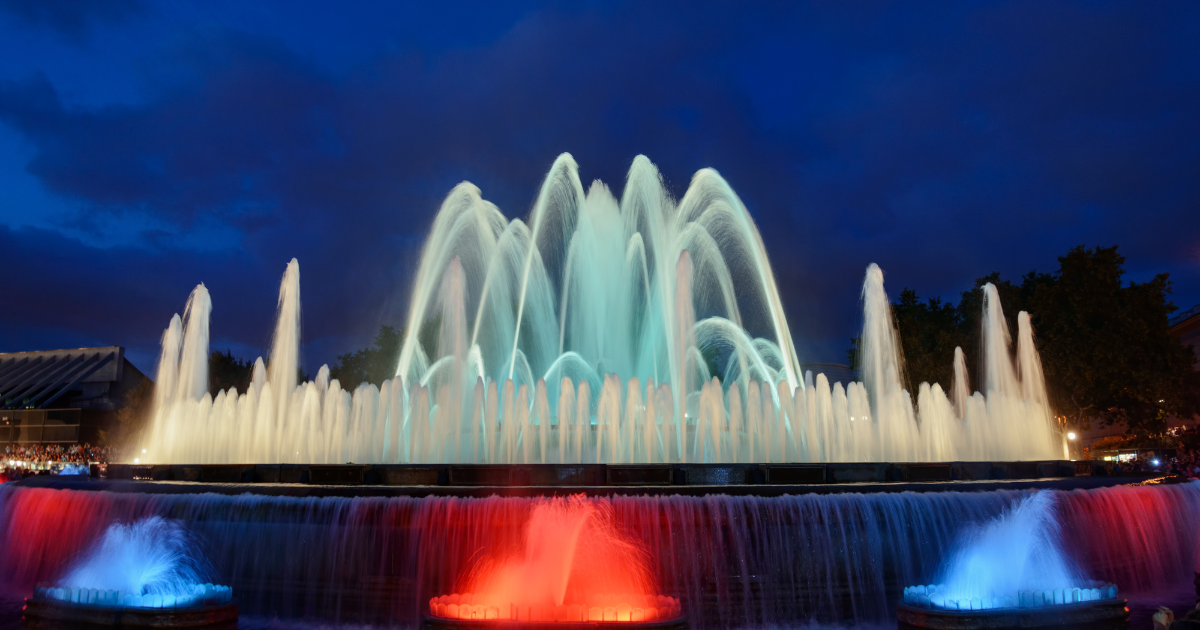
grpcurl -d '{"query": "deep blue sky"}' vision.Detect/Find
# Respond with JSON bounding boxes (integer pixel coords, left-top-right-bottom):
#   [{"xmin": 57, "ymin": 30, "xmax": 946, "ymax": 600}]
[{"xmin": 1, "ymin": 0, "xmax": 1198, "ymax": 374}]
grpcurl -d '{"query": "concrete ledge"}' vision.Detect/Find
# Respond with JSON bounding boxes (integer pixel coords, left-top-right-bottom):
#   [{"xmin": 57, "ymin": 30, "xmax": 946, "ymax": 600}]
[
  {"xmin": 16, "ymin": 473, "xmax": 1161, "ymax": 499},
  {"xmin": 826, "ymin": 463, "xmax": 892, "ymax": 483},
  {"xmin": 100, "ymin": 460, "xmax": 1098, "ymax": 488},
  {"xmin": 897, "ymin": 599, "xmax": 1128, "ymax": 630},
  {"xmin": 421, "ymin": 614, "xmax": 688, "ymax": 630},
  {"xmin": 23, "ymin": 596, "xmax": 238, "ymax": 628},
  {"xmin": 682, "ymin": 464, "xmax": 756, "ymax": 485},
  {"xmin": 904, "ymin": 463, "xmax": 952, "ymax": 482},
  {"xmin": 608, "ymin": 465, "xmax": 673, "ymax": 485},
  {"xmin": 309, "ymin": 465, "xmax": 366, "ymax": 485}
]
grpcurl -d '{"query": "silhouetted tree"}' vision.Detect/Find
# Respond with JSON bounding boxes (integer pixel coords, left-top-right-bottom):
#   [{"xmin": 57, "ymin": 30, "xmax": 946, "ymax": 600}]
[
  {"xmin": 892, "ymin": 289, "xmax": 969, "ymax": 391},
  {"xmin": 329, "ymin": 325, "xmax": 405, "ymax": 388},
  {"xmin": 103, "ymin": 378, "xmax": 154, "ymax": 450},
  {"xmin": 209, "ymin": 349, "xmax": 252, "ymax": 396},
  {"xmin": 879, "ymin": 245, "xmax": 1199, "ymax": 435},
  {"xmin": 1025, "ymin": 246, "xmax": 1199, "ymax": 433}
]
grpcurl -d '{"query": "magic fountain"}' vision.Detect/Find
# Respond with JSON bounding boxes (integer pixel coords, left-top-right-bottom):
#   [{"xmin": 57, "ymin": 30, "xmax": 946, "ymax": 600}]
[
  {"xmin": 137, "ymin": 153, "xmax": 1062, "ymax": 466},
  {"xmin": 2, "ymin": 155, "xmax": 1197, "ymax": 630}
]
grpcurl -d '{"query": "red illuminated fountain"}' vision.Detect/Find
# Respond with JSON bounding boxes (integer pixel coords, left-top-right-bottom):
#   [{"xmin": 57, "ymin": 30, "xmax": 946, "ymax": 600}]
[{"xmin": 424, "ymin": 495, "xmax": 684, "ymax": 629}]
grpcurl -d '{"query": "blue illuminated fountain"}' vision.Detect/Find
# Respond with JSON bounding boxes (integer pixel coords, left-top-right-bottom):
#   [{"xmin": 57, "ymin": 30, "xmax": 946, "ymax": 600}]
[
  {"xmin": 25, "ymin": 517, "xmax": 236, "ymax": 627},
  {"xmin": 899, "ymin": 492, "xmax": 1128, "ymax": 628}
]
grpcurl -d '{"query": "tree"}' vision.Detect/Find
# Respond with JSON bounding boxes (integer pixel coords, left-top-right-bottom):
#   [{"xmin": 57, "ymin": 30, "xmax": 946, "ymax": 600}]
[
  {"xmin": 104, "ymin": 378, "xmax": 154, "ymax": 449},
  {"xmin": 329, "ymin": 325, "xmax": 405, "ymax": 388},
  {"xmin": 892, "ymin": 288, "xmax": 969, "ymax": 391},
  {"xmin": 1025, "ymin": 246, "xmax": 1200, "ymax": 433},
  {"xmin": 210, "ymin": 349, "xmax": 252, "ymax": 396},
  {"xmin": 881, "ymin": 245, "xmax": 1200, "ymax": 435},
  {"xmin": 846, "ymin": 336, "xmax": 861, "ymax": 374}
]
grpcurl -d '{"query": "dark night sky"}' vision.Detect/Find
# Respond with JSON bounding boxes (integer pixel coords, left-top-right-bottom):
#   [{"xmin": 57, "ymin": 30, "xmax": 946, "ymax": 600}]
[{"xmin": 1, "ymin": 0, "xmax": 1197, "ymax": 375}]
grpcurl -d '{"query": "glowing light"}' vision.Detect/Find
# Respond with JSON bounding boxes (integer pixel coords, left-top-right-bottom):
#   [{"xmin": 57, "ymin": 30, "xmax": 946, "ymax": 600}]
[
  {"xmin": 37, "ymin": 517, "xmax": 232, "ymax": 609},
  {"xmin": 429, "ymin": 495, "xmax": 680, "ymax": 623},
  {"xmin": 1067, "ymin": 432, "xmax": 1077, "ymax": 440},
  {"xmin": 919, "ymin": 492, "xmax": 1094, "ymax": 610},
  {"xmin": 1152, "ymin": 459, "xmax": 1160, "ymax": 466},
  {"xmin": 133, "ymin": 458, "xmax": 140, "ymax": 464},
  {"xmin": 141, "ymin": 449, "xmax": 147, "ymax": 454}
]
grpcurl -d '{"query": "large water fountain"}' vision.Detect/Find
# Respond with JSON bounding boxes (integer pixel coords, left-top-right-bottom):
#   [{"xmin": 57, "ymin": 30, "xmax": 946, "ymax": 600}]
[
  {"xmin": 137, "ymin": 154, "xmax": 1062, "ymax": 465},
  {"xmin": 4, "ymin": 155, "xmax": 1196, "ymax": 630}
]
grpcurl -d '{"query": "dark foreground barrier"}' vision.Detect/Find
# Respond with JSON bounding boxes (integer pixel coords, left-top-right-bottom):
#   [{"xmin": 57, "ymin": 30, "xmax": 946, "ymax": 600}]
[
  {"xmin": 103, "ymin": 460, "xmax": 1090, "ymax": 487},
  {"xmin": 421, "ymin": 616, "xmax": 689, "ymax": 630},
  {"xmin": 23, "ymin": 596, "xmax": 238, "ymax": 629},
  {"xmin": 897, "ymin": 599, "xmax": 1129, "ymax": 630}
]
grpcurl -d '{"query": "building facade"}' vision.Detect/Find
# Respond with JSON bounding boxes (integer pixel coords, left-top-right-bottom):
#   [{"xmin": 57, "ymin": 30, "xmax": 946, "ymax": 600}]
[{"xmin": 0, "ymin": 347, "xmax": 148, "ymax": 445}]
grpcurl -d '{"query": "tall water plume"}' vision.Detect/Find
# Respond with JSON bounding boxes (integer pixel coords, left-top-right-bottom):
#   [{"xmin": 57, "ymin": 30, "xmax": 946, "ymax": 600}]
[
  {"xmin": 935, "ymin": 491, "xmax": 1082, "ymax": 604},
  {"xmin": 176, "ymin": 285, "xmax": 211, "ymax": 403},
  {"xmin": 58, "ymin": 516, "xmax": 215, "ymax": 600},
  {"xmin": 951, "ymin": 347, "xmax": 970, "ymax": 419},
  {"xmin": 267, "ymin": 258, "xmax": 302, "ymax": 440},
  {"xmin": 137, "ymin": 154, "xmax": 1063, "ymax": 464}
]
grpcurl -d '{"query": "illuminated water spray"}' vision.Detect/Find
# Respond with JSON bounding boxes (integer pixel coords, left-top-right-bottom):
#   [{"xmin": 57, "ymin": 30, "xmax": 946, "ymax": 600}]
[
  {"xmin": 903, "ymin": 491, "xmax": 1118, "ymax": 611},
  {"xmin": 137, "ymin": 154, "xmax": 1063, "ymax": 464},
  {"xmin": 428, "ymin": 495, "xmax": 680, "ymax": 623},
  {"xmin": 35, "ymin": 517, "xmax": 232, "ymax": 609}
]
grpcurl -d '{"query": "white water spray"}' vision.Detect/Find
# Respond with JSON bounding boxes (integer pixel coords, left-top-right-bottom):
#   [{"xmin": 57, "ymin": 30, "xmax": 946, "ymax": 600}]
[{"xmin": 137, "ymin": 155, "xmax": 1062, "ymax": 464}]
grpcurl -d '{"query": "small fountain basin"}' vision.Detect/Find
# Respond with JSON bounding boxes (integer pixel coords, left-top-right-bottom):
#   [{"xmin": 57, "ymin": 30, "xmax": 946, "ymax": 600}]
[
  {"xmin": 425, "ymin": 594, "xmax": 685, "ymax": 629},
  {"xmin": 898, "ymin": 582, "xmax": 1128, "ymax": 630},
  {"xmin": 24, "ymin": 585, "xmax": 237, "ymax": 628}
]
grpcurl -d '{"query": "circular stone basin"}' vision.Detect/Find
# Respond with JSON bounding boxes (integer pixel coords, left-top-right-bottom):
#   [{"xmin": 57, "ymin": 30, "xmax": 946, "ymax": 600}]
[
  {"xmin": 423, "ymin": 616, "xmax": 687, "ymax": 630},
  {"xmin": 898, "ymin": 582, "xmax": 1128, "ymax": 630},
  {"xmin": 24, "ymin": 585, "xmax": 238, "ymax": 629},
  {"xmin": 424, "ymin": 593, "xmax": 685, "ymax": 629}
]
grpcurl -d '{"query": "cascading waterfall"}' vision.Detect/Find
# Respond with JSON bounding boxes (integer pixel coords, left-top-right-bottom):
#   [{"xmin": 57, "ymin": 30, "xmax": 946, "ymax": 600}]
[
  {"xmin": 136, "ymin": 154, "xmax": 1063, "ymax": 465},
  {"xmin": 2, "ymin": 482, "xmax": 1197, "ymax": 628}
]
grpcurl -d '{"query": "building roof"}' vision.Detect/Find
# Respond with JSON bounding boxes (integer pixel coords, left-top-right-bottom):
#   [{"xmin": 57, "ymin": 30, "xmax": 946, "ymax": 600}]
[
  {"xmin": 0, "ymin": 347, "xmax": 139, "ymax": 410},
  {"xmin": 1169, "ymin": 303, "xmax": 1200, "ymax": 328}
]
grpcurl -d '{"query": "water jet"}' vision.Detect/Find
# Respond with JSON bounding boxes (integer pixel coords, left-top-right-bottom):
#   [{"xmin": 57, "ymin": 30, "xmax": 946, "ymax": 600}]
[
  {"xmin": 20, "ymin": 517, "xmax": 237, "ymax": 628},
  {"xmin": 897, "ymin": 492, "xmax": 1131, "ymax": 629},
  {"xmin": 423, "ymin": 496, "xmax": 686, "ymax": 628}
]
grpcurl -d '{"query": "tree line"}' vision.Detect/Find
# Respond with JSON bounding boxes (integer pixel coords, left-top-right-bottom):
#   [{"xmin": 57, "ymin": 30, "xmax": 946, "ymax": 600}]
[
  {"xmin": 873, "ymin": 245, "xmax": 1199, "ymax": 435},
  {"xmin": 208, "ymin": 325, "xmax": 404, "ymax": 396}
]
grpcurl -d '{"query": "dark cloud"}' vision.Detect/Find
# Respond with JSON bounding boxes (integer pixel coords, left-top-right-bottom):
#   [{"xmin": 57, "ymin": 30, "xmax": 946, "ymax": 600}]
[
  {"xmin": 0, "ymin": 0, "xmax": 1198, "ymax": 370},
  {"xmin": 0, "ymin": 0, "xmax": 144, "ymax": 42}
]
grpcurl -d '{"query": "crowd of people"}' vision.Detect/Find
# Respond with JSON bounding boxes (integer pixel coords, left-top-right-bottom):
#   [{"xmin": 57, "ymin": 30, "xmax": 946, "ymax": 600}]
[
  {"xmin": 1104, "ymin": 448, "xmax": 1200, "ymax": 476},
  {"xmin": 1168, "ymin": 449, "xmax": 1200, "ymax": 477},
  {"xmin": 0, "ymin": 443, "xmax": 115, "ymax": 481}
]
